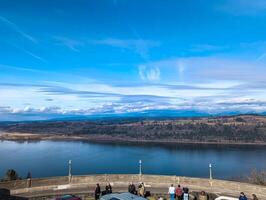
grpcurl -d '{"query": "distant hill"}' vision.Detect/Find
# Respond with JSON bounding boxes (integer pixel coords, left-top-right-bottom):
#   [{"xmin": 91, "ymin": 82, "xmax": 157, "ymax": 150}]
[
  {"xmin": 1, "ymin": 114, "xmax": 266, "ymax": 145},
  {"xmin": 2, "ymin": 109, "xmax": 264, "ymax": 122}
]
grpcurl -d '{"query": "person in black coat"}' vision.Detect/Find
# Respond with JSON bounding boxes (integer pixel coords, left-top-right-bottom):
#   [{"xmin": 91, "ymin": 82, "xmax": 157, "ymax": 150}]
[
  {"xmin": 105, "ymin": 183, "xmax": 112, "ymax": 194},
  {"xmin": 95, "ymin": 183, "xmax": 101, "ymax": 200},
  {"xmin": 128, "ymin": 182, "xmax": 137, "ymax": 194}
]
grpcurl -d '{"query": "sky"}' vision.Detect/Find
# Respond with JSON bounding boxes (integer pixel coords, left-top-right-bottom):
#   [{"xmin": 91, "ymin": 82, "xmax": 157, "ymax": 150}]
[{"xmin": 1, "ymin": 0, "xmax": 266, "ymax": 120}]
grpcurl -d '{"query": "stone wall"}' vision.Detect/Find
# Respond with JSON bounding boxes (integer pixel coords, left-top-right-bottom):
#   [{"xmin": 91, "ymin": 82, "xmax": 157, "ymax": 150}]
[{"xmin": 0, "ymin": 174, "xmax": 265, "ymax": 199}]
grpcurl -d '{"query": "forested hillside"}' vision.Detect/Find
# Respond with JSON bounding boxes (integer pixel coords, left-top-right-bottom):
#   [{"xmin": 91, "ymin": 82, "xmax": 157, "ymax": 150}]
[{"xmin": 1, "ymin": 115, "xmax": 266, "ymax": 143}]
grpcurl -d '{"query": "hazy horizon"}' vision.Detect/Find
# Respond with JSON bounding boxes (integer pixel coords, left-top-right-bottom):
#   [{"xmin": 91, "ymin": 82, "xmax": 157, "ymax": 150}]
[{"xmin": 1, "ymin": 0, "xmax": 266, "ymax": 121}]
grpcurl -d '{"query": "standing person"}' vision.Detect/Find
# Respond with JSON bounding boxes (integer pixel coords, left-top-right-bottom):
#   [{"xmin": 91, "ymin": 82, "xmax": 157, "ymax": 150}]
[
  {"xmin": 175, "ymin": 185, "xmax": 183, "ymax": 200},
  {"xmin": 182, "ymin": 187, "xmax": 190, "ymax": 200},
  {"xmin": 168, "ymin": 184, "xmax": 175, "ymax": 200},
  {"xmin": 198, "ymin": 191, "xmax": 209, "ymax": 200},
  {"xmin": 105, "ymin": 183, "xmax": 112, "ymax": 194},
  {"xmin": 26, "ymin": 172, "xmax": 31, "ymax": 179},
  {"xmin": 252, "ymin": 194, "xmax": 258, "ymax": 200},
  {"xmin": 128, "ymin": 183, "xmax": 132, "ymax": 193},
  {"xmin": 132, "ymin": 183, "xmax": 137, "ymax": 195},
  {"xmin": 128, "ymin": 182, "xmax": 136, "ymax": 194},
  {"xmin": 95, "ymin": 183, "xmax": 101, "ymax": 200},
  {"xmin": 138, "ymin": 182, "xmax": 145, "ymax": 197},
  {"xmin": 26, "ymin": 172, "xmax": 32, "ymax": 188},
  {"xmin": 239, "ymin": 192, "xmax": 248, "ymax": 200}
]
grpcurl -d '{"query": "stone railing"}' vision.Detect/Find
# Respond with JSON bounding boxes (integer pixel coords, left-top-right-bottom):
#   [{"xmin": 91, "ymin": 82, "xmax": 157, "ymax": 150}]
[{"xmin": 0, "ymin": 174, "xmax": 265, "ymax": 199}]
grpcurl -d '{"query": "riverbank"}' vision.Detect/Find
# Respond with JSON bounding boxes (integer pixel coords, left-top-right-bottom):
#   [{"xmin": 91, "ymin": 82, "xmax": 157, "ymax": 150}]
[
  {"xmin": 1, "ymin": 115, "xmax": 266, "ymax": 146},
  {"xmin": 1, "ymin": 132, "xmax": 266, "ymax": 146}
]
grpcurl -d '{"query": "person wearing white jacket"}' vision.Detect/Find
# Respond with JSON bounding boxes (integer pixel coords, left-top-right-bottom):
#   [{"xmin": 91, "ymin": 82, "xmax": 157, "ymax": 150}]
[{"xmin": 168, "ymin": 184, "xmax": 175, "ymax": 200}]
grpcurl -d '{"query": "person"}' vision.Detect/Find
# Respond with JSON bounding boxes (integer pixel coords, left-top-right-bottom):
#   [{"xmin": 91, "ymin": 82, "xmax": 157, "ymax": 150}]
[
  {"xmin": 26, "ymin": 172, "xmax": 31, "ymax": 179},
  {"xmin": 128, "ymin": 182, "xmax": 137, "ymax": 194},
  {"xmin": 175, "ymin": 185, "xmax": 183, "ymax": 200},
  {"xmin": 168, "ymin": 184, "xmax": 175, "ymax": 200},
  {"xmin": 26, "ymin": 172, "xmax": 32, "ymax": 188},
  {"xmin": 128, "ymin": 183, "xmax": 131, "ymax": 193},
  {"xmin": 239, "ymin": 192, "xmax": 248, "ymax": 200},
  {"xmin": 251, "ymin": 194, "xmax": 258, "ymax": 200},
  {"xmin": 138, "ymin": 182, "xmax": 145, "ymax": 197},
  {"xmin": 95, "ymin": 183, "xmax": 101, "ymax": 200},
  {"xmin": 198, "ymin": 191, "xmax": 209, "ymax": 200},
  {"xmin": 182, "ymin": 187, "xmax": 190, "ymax": 200},
  {"xmin": 105, "ymin": 183, "xmax": 112, "ymax": 194}
]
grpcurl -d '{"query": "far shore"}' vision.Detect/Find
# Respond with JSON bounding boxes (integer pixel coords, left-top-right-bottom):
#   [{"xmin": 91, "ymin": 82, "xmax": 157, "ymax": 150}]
[{"xmin": 1, "ymin": 132, "xmax": 266, "ymax": 146}]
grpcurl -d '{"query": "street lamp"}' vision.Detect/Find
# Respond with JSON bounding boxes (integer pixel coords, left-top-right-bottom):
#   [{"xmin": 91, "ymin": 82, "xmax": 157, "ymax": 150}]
[
  {"xmin": 209, "ymin": 163, "xmax": 212, "ymax": 180},
  {"xmin": 139, "ymin": 160, "xmax": 142, "ymax": 175},
  {"xmin": 68, "ymin": 160, "xmax": 72, "ymax": 183}
]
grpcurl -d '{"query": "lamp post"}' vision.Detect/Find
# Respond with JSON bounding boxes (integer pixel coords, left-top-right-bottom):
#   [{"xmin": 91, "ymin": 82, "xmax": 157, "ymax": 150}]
[
  {"xmin": 139, "ymin": 160, "xmax": 142, "ymax": 176},
  {"xmin": 68, "ymin": 160, "xmax": 72, "ymax": 184},
  {"xmin": 209, "ymin": 163, "xmax": 212, "ymax": 180}
]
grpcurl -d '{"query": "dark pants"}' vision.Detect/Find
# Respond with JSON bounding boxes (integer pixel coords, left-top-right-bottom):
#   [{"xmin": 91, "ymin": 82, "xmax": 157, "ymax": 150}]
[
  {"xmin": 176, "ymin": 196, "xmax": 182, "ymax": 200},
  {"xmin": 95, "ymin": 193, "xmax": 100, "ymax": 200}
]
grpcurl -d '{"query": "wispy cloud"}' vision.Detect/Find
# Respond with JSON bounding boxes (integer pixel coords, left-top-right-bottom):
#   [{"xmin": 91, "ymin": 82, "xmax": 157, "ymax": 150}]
[
  {"xmin": 22, "ymin": 49, "xmax": 47, "ymax": 62},
  {"xmin": 190, "ymin": 44, "xmax": 229, "ymax": 53},
  {"xmin": 52, "ymin": 36, "xmax": 159, "ymax": 56},
  {"xmin": 9, "ymin": 43, "xmax": 47, "ymax": 63},
  {"xmin": 257, "ymin": 52, "xmax": 266, "ymax": 61},
  {"xmin": 1, "ymin": 76, "xmax": 266, "ymax": 120},
  {"xmin": 90, "ymin": 38, "xmax": 160, "ymax": 58},
  {"xmin": 54, "ymin": 36, "xmax": 84, "ymax": 51},
  {"xmin": 140, "ymin": 56, "xmax": 266, "ymax": 82},
  {"xmin": 1, "ymin": 55, "xmax": 266, "ymax": 120},
  {"xmin": 217, "ymin": 0, "xmax": 266, "ymax": 15},
  {"xmin": 138, "ymin": 65, "xmax": 160, "ymax": 81},
  {"xmin": 0, "ymin": 15, "xmax": 37, "ymax": 43},
  {"xmin": 0, "ymin": 64, "xmax": 43, "ymax": 73}
]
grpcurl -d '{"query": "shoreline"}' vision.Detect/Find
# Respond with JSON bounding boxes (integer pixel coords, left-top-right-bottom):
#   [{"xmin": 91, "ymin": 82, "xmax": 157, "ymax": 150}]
[{"xmin": 1, "ymin": 132, "xmax": 266, "ymax": 146}]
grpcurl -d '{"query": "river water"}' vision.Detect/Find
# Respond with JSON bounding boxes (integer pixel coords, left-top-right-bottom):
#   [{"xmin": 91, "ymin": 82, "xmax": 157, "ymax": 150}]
[{"xmin": 0, "ymin": 140, "xmax": 265, "ymax": 180}]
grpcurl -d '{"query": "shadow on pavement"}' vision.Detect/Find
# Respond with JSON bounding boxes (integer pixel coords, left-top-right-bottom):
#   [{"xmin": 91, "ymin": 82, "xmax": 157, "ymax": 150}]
[{"xmin": 0, "ymin": 188, "xmax": 28, "ymax": 200}]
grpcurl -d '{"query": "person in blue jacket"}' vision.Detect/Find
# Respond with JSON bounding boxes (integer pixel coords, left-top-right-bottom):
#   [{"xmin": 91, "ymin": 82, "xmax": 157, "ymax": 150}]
[{"xmin": 239, "ymin": 192, "xmax": 248, "ymax": 200}]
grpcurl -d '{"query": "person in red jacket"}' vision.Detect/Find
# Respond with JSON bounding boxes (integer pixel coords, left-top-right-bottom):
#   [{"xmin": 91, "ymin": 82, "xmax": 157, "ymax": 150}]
[{"xmin": 175, "ymin": 184, "xmax": 183, "ymax": 200}]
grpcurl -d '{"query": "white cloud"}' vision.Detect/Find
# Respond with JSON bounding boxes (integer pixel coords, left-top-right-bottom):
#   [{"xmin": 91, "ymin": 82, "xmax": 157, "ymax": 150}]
[
  {"xmin": 141, "ymin": 56, "xmax": 266, "ymax": 82},
  {"xmin": 138, "ymin": 65, "xmax": 160, "ymax": 81},
  {"xmin": 2, "ymin": 55, "xmax": 266, "ymax": 120}
]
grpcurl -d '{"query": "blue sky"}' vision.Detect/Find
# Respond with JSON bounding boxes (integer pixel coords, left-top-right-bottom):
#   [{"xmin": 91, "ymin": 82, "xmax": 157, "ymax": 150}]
[{"xmin": 1, "ymin": 0, "xmax": 266, "ymax": 120}]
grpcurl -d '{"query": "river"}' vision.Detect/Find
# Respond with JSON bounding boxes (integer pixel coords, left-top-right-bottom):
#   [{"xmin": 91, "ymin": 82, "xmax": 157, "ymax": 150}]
[{"xmin": 0, "ymin": 140, "xmax": 265, "ymax": 180}]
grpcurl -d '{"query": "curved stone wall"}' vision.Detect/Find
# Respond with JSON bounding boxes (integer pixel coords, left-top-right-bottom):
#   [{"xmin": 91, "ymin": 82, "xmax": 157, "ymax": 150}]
[{"xmin": 0, "ymin": 174, "xmax": 265, "ymax": 199}]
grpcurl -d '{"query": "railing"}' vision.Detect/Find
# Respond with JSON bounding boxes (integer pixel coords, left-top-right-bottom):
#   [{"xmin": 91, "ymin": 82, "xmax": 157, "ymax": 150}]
[{"xmin": 0, "ymin": 174, "xmax": 266, "ymax": 198}]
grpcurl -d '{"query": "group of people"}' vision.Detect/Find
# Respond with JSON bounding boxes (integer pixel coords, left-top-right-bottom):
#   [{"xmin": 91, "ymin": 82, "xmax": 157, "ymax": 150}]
[
  {"xmin": 168, "ymin": 184, "xmax": 191, "ymax": 200},
  {"xmin": 128, "ymin": 182, "xmax": 147, "ymax": 197},
  {"xmin": 94, "ymin": 183, "xmax": 112, "ymax": 200},
  {"xmin": 168, "ymin": 185, "xmax": 259, "ymax": 200},
  {"xmin": 95, "ymin": 182, "xmax": 148, "ymax": 200},
  {"xmin": 239, "ymin": 192, "xmax": 259, "ymax": 200},
  {"xmin": 95, "ymin": 182, "xmax": 259, "ymax": 200}
]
